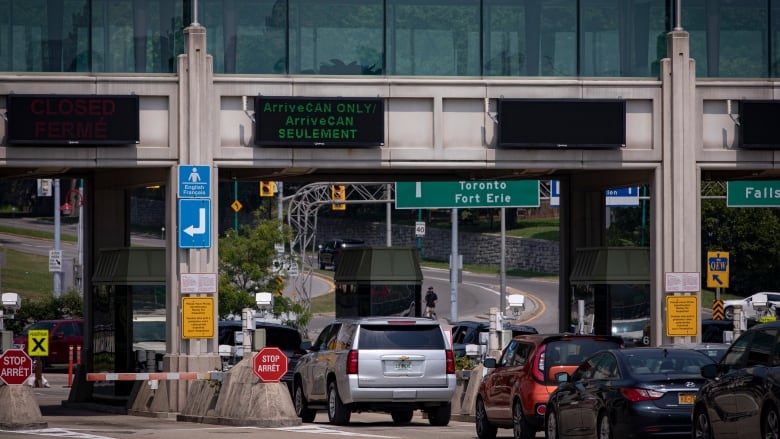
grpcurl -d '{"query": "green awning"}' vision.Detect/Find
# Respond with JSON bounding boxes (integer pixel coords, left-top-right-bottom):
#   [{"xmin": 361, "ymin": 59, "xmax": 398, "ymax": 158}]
[
  {"xmin": 334, "ymin": 247, "xmax": 423, "ymax": 282},
  {"xmin": 570, "ymin": 247, "xmax": 650, "ymax": 285},
  {"xmin": 92, "ymin": 247, "xmax": 166, "ymax": 284}
]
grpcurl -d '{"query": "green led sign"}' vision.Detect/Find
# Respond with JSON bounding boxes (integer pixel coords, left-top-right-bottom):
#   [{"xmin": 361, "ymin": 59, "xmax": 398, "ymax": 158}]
[{"xmin": 255, "ymin": 96, "xmax": 384, "ymax": 147}]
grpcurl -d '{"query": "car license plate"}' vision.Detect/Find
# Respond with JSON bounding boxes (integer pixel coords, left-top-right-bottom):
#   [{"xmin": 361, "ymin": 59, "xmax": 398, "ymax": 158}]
[
  {"xmin": 678, "ymin": 393, "xmax": 695, "ymax": 404},
  {"xmin": 395, "ymin": 360, "xmax": 411, "ymax": 370}
]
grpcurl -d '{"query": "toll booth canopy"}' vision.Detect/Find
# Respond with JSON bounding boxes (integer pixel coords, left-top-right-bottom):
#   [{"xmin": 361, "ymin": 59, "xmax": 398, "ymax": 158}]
[
  {"xmin": 569, "ymin": 247, "xmax": 650, "ymax": 346},
  {"xmin": 334, "ymin": 247, "xmax": 423, "ymax": 318},
  {"xmin": 91, "ymin": 247, "xmax": 166, "ymax": 401}
]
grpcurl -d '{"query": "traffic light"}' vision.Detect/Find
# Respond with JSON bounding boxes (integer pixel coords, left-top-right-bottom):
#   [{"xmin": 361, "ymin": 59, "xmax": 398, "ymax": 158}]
[
  {"xmin": 331, "ymin": 184, "xmax": 346, "ymax": 210},
  {"xmin": 260, "ymin": 181, "xmax": 275, "ymax": 197}
]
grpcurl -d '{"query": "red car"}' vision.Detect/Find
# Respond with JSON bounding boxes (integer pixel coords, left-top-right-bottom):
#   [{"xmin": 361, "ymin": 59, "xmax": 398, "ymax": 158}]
[
  {"xmin": 13, "ymin": 319, "xmax": 84, "ymax": 368},
  {"xmin": 475, "ymin": 333, "xmax": 624, "ymax": 439}
]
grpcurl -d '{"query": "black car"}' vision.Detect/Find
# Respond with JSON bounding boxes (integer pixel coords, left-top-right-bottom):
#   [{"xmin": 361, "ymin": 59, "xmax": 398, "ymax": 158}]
[
  {"xmin": 317, "ymin": 238, "xmax": 366, "ymax": 270},
  {"xmin": 693, "ymin": 321, "xmax": 780, "ymax": 439},
  {"xmin": 546, "ymin": 347, "xmax": 714, "ymax": 439},
  {"xmin": 217, "ymin": 320, "xmax": 307, "ymax": 392}
]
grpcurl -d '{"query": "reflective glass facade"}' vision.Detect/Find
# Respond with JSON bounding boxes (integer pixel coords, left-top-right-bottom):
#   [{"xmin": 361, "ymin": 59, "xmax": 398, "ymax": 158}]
[{"xmin": 3, "ymin": 0, "xmax": 780, "ymax": 78}]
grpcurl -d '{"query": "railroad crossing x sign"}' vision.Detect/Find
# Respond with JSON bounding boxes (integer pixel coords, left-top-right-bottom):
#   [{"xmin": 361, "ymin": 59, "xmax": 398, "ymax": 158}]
[
  {"xmin": 706, "ymin": 251, "xmax": 729, "ymax": 289},
  {"xmin": 27, "ymin": 329, "xmax": 49, "ymax": 357}
]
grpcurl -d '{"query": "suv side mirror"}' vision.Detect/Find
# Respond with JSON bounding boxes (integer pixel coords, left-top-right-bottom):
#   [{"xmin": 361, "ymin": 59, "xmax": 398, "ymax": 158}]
[
  {"xmin": 483, "ymin": 358, "xmax": 497, "ymax": 368},
  {"xmin": 300, "ymin": 340, "xmax": 312, "ymax": 350}
]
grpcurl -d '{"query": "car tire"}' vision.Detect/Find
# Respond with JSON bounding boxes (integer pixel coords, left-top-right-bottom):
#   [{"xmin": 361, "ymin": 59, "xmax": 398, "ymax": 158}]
[
  {"xmin": 597, "ymin": 412, "xmax": 612, "ymax": 439},
  {"xmin": 391, "ymin": 409, "xmax": 414, "ymax": 424},
  {"xmin": 427, "ymin": 402, "xmax": 451, "ymax": 426},
  {"xmin": 545, "ymin": 408, "xmax": 559, "ymax": 439},
  {"xmin": 693, "ymin": 408, "xmax": 712, "ymax": 439},
  {"xmin": 763, "ymin": 405, "xmax": 779, "ymax": 438},
  {"xmin": 724, "ymin": 306, "xmax": 734, "ymax": 320},
  {"xmin": 294, "ymin": 381, "xmax": 316, "ymax": 423},
  {"xmin": 475, "ymin": 398, "xmax": 497, "ymax": 439},
  {"xmin": 327, "ymin": 381, "xmax": 350, "ymax": 425},
  {"xmin": 512, "ymin": 401, "xmax": 534, "ymax": 439}
]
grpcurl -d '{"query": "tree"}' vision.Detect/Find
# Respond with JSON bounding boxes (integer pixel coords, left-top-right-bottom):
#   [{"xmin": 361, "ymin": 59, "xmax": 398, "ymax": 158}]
[
  {"xmin": 702, "ymin": 199, "xmax": 780, "ymax": 296},
  {"xmin": 218, "ymin": 209, "xmax": 311, "ymax": 330}
]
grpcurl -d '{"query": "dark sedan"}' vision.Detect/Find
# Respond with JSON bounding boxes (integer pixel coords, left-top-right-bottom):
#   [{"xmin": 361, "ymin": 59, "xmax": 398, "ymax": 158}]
[
  {"xmin": 692, "ymin": 321, "xmax": 780, "ymax": 439},
  {"xmin": 545, "ymin": 348, "xmax": 714, "ymax": 439}
]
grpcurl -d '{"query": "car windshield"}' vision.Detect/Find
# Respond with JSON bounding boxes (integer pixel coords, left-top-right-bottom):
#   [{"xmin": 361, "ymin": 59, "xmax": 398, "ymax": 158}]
[
  {"xmin": 358, "ymin": 324, "xmax": 445, "ymax": 349},
  {"xmin": 21, "ymin": 321, "xmax": 57, "ymax": 335},
  {"xmin": 133, "ymin": 321, "xmax": 166, "ymax": 342},
  {"xmin": 624, "ymin": 349, "xmax": 714, "ymax": 375}
]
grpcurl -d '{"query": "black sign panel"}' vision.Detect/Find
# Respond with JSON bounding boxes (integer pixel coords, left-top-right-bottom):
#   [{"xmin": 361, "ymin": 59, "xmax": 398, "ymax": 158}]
[
  {"xmin": 255, "ymin": 96, "xmax": 384, "ymax": 147},
  {"xmin": 498, "ymin": 99, "xmax": 626, "ymax": 149},
  {"xmin": 7, "ymin": 95, "xmax": 140, "ymax": 145},
  {"xmin": 739, "ymin": 100, "xmax": 780, "ymax": 149}
]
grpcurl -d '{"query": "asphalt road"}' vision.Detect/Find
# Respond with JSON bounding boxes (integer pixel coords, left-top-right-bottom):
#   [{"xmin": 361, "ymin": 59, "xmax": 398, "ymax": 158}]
[{"xmin": 0, "ymin": 372, "xmax": 540, "ymax": 439}]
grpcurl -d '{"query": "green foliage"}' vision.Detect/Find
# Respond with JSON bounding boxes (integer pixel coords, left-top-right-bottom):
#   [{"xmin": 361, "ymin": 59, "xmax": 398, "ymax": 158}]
[
  {"xmin": 702, "ymin": 199, "xmax": 780, "ymax": 295},
  {"xmin": 4, "ymin": 290, "xmax": 83, "ymax": 335},
  {"xmin": 217, "ymin": 209, "xmax": 312, "ymax": 328}
]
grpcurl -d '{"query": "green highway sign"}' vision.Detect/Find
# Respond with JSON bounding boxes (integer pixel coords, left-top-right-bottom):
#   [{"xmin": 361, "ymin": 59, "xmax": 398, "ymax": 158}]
[
  {"xmin": 395, "ymin": 180, "xmax": 540, "ymax": 209},
  {"xmin": 727, "ymin": 181, "xmax": 780, "ymax": 207}
]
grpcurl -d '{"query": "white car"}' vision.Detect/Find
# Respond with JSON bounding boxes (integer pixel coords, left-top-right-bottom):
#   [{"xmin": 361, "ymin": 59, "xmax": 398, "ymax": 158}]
[{"xmin": 723, "ymin": 292, "xmax": 780, "ymax": 320}]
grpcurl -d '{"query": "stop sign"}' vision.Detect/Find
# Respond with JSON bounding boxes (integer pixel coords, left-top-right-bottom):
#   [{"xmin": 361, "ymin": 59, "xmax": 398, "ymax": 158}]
[
  {"xmin": 0, "ymin": 349, "xmax": 33, "ymax": 385},
  {"xmin": 252, "ymin": 347, "xmax": 287, "ymax": 382}
]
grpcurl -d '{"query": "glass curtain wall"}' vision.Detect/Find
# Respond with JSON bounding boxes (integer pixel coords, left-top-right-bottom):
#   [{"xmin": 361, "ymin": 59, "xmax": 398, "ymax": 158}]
[
  {"xmin": 685, "ymin": 0, "xmax": 769, "ymax": 77},
  {"xmin": 7, "ymin": 0, "xmax": 780, "ymax": 78},
  {"xmin": 0, "ymin": 0, "xmax": 182, "ymax": 73},
  {"xmin": 289, "ymin": 0, "xmax": 383, "ymax": 75}
]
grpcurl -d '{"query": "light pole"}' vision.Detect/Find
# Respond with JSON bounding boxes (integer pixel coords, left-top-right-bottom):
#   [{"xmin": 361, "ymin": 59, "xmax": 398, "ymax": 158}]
[{"xmin": 60, "ymin": 182, "xmax": 85, "ymax": 297}]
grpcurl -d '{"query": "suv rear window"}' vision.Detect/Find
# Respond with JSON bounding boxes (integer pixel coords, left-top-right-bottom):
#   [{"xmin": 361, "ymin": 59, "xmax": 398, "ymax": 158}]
[{"xmin": 358, "ymin": 324, "xmax": 445, "ymax": 349}]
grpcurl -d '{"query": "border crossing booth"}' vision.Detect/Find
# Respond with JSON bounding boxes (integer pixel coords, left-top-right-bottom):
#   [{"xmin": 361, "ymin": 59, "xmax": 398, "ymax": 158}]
[
  {"xmin": 569, "ymin": 247, "xmax": 651, "ymax": 346},
  {"xmin": 90, "ymin": 248, "xmax": 166, "ymax": 402},
  {"xmin": 333, "ymin": 247, "xmax": 423, "ymax": 318}
]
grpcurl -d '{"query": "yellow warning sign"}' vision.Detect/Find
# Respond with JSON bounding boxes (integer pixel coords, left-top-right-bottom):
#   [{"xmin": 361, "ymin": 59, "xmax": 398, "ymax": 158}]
[
  {"xmin": 712, "ymin": 299, "xmax": 725, "ymax": 320},
  {"xmin": 231, "ymin": 200, "xmax": 242, "ymax": 212},
  {"xmin": 666, "ymin": 295, "xmax": 699, "ymax": 337},
  {"xmin": 182, "ymin": 296, "xmax": 215, "ymax": 339},
  {"xmin": 27, "ymin": 329, "xmax": 49, "ymax": 357}
]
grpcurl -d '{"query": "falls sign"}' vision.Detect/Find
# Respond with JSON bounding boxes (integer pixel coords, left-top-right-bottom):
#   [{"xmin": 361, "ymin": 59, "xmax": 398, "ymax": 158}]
[{"xmin": 395, "ymin": 180, "xmax": 539, "ymax": 209}]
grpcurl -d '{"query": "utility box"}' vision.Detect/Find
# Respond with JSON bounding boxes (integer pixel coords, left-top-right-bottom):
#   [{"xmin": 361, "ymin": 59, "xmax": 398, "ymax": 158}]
[{"xmin": 334, "ymin": 247, "xmax": 423, "ymax": 318}]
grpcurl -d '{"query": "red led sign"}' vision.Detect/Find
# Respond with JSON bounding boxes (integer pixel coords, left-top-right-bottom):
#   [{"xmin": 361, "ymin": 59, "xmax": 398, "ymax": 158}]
[{"xmin": 7, "ymin": 95, "xmax": 140, "ymax": 145}]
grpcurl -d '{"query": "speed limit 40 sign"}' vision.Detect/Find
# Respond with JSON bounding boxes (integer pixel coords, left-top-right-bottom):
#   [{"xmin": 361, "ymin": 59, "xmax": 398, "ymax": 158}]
[{"xmin": 415, "ymin": 221, "xmax": 426, "ymax": 237}]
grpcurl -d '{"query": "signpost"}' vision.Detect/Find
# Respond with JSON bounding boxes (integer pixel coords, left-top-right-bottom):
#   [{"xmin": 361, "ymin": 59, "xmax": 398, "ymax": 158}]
[
  {"xmin": 0, "ymin": 349, "xmax": 33, "ymax": 385},
  {"xmin": 395, "ymin": 180, "xmax": 539, "ymax": 209},
  {"xmin": 253, "ymin": 346, "xmax": 287, "ymax": 382}
]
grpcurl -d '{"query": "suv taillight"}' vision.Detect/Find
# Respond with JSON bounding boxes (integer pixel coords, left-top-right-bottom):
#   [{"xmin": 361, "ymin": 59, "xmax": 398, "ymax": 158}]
[
  {"xmin": 347, "ymin": 350, "xmax": 359, "ymax": 374},
  {"xmin": 446, "ymin": 350, "xmax": 455, "ymax": 374},
  {"xmin": 532, "ymin": 344, "xmax": 546, "ymax": 382}
]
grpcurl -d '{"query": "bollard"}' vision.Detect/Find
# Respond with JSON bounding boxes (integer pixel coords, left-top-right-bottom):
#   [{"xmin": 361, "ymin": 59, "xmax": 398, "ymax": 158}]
[
  {"xmin": 77, "ymin": 345, "xmax": 81, "ymax": 365},
  {"xmin": 67, "ymin": 345, "xmax": 74, "ymax": 387}
]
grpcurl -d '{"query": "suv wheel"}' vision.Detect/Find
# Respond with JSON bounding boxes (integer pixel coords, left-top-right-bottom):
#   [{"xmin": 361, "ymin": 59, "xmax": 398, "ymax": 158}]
[
  {"xmin": 391, "ymin": 409, "xmax": 414, "ymax": 424},
  {"xmin": 545, "ymin": 408, "xmax": 559, "ymax": 439},
  {"xmin": 597, "ymin": 412, "xmax": 612, "ymax": 439},
  {"xmin": 512, "ymin": 401, "xmax": 534, "ymax": 439},
  {"xmin": 476, "ymin": 398, "xmax": 497, "ymax": 439},
  {"xmin": 294, "ymin": 381, "xmax": 316, "ymax": 423},
  {"xmin": 427, "ymin": 402, "xmax": 451, "ymax": 426},
  {"xmin": 327, "ymin": 381, "xmax": 351, "ymax": 425}
]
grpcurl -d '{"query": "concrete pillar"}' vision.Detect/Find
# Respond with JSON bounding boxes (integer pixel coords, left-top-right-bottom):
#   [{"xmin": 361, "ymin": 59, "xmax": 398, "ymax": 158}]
[
  {"xmin": 162, "ymin": 23, "xmax": 221, "ymax": 413},
  {"xmin": 657, "ymin": 30, "xmax": 700, "ymax": 345}
]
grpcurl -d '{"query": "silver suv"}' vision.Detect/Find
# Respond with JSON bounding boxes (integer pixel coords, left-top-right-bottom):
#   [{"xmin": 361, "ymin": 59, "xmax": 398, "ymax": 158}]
[{"xmin": 292, "ymin": 317, "xmax": 456, "ymax": 426}]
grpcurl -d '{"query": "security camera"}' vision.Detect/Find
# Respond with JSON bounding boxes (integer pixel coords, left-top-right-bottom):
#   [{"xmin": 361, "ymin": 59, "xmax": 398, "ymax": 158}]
[
  {"xmin": 255, "ymin": 292, "xmax": 273, "ymax": 308},
  {"xmin": 1, "ymin": 292, "xmax": 21, "ymax": 311},
  {"xmin": 507, "ymin": 294, "xmax": 525, "ymax": 317}
]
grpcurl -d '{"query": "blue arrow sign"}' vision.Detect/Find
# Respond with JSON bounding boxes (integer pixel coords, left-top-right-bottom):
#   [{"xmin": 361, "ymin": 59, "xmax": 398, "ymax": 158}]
[
  {"xmin": 178, "ymin": 165, "xmax": 210, "ymax": 198},
  {"xmin": 179, "ymin": 199, "xmax": 211, "ymax": 248}
]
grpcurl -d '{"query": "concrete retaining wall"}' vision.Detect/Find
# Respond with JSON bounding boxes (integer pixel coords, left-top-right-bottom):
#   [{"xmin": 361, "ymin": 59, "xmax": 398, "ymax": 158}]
[{"xmin": 318, "ymin": 218, "xmax": 559, "ymax": 274}]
